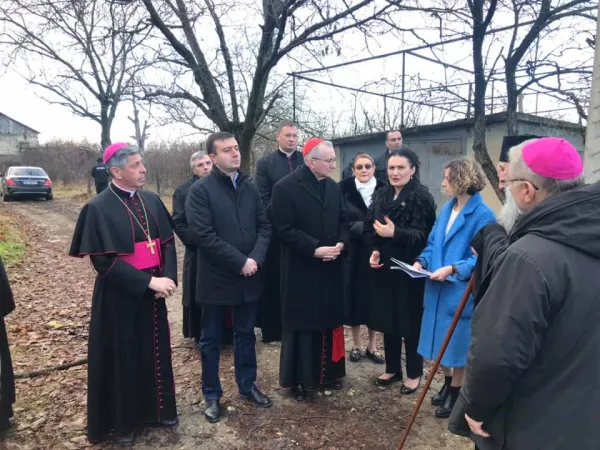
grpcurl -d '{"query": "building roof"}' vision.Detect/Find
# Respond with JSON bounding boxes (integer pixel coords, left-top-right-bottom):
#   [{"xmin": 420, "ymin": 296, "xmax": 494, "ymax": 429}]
[
  {"xmin": 330, "ymin": 111, "xmax": 584, "ymax": 145},
  {"xmin": 0, "ymin": 112, "xmax": 40, "ymax": 134}
]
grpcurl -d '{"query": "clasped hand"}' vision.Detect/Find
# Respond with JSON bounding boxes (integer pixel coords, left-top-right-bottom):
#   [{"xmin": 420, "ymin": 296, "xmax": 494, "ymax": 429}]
[
  {"xmin": 241, "ymin": 258, "xmax": 258, "ymax": 277},
  {"xmin": 149, "ymin": 277, "xmax": 176, "ymax": 298},
  {"xmin": 314, "ymin": 242, "xmax": 344, "ymax": 261}
]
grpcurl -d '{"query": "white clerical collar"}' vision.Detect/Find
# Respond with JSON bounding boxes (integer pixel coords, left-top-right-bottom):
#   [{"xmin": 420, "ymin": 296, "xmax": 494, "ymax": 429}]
[
  {"xmin": 279, "ymin": 148, "xmax": 296, "ymax": 157},
  {"xmin": 111, "ymin": 181, "xmax": 136, "ymax": 197}
]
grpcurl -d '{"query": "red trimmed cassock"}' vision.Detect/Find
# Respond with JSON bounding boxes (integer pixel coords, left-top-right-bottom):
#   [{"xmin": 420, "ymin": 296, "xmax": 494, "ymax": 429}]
[{"xmin": 69, "ymin": 182, "xmax": 177, "ymax": 443}]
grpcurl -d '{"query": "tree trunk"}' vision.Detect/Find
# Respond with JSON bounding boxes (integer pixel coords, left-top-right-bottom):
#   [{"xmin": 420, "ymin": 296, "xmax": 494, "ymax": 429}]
[
  {"xmin": 100, "ymin": 101, "xmax": 112, "ymax": 150},
  {"xmin": 472, "ymin": 31, "xmax": 504, "ymax": 202},
  {"xmin": 237, "ymin": 127, "xmax": 255, "ymax": 175},
  {"xmin": 505, "ymin": 64, "xmax": 519, "ymax": 135}
]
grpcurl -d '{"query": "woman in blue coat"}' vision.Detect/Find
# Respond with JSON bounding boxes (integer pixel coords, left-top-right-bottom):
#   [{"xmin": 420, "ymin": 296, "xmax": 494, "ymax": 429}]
[{"xmin": 414, "ymin": 158, "xmax": 496, "ymax": 419}]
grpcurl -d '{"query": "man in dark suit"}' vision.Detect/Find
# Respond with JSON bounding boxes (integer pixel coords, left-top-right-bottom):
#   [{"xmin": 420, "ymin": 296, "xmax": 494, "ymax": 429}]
[
  {"xmin": 254, "ymin": 121, "xmax": 303, "ymax": 343},
  {"xmin": 172, "ymin": 151, "xmax": 234, "ymax": 348},
  {"xmin": 271, "ymin": 138, "xmax": 349, "ymax": 401},
  {"xmin": 341, "ymin": 129, "xmax": 403, "ymax": 181},
  {"xmin": 185, "ymin": 132, "xmax": 272, "ymax": 423}
]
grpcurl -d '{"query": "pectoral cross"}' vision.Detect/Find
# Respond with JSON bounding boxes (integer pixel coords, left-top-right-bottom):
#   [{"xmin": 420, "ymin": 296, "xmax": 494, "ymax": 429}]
[{"xmin": 146, "ymin": 237, "xmax": 156, "ymax": 255}]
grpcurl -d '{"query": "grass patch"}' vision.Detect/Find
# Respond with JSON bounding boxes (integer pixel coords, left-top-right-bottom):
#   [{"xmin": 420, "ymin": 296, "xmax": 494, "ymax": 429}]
[
  {"xmin": 0, "ymin": 212, "xmax": 25, "ymax": 267},
  {"xmin": 52, "ymin": 182, "xmax": 91, "ymax": 200}
]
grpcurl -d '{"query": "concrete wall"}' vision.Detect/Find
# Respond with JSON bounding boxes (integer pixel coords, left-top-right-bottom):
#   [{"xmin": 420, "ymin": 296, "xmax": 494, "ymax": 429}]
[
  {"xmin": 337, "ymin": 119, "xmax": 585, "ymax": 215},
  {"xmin": 334, "ymin": 128, "xmax": 469, "ymax": 209},
  {"xmin": 0, "ymin": 115, "xmax": 39, "ymax": 157}
]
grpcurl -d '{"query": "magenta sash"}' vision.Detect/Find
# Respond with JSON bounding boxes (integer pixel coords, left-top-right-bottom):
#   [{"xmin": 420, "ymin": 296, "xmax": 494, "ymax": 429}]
[{"xmin": 119, "ymin": 238, "xmax": 161, "ymax": 270}]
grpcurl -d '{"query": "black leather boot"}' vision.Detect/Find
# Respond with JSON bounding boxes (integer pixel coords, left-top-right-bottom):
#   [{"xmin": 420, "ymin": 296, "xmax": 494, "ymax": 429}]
[
  {"xmin": 435, "ymin": 385, "xmax": 460, "ymax": 419},
  {"xmin": 431, "ymin": 376, "xmax": 452, "ymax": 406}
]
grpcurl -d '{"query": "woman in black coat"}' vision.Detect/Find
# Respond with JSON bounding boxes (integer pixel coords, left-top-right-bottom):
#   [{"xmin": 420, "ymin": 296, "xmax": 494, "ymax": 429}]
[
  {"xmin": 366, "ymin": 149, "xmax": 436, "ymax": 394},
  {"xmin": 339, "ymin": 153, "xmax": 386, "ymax": 364}
]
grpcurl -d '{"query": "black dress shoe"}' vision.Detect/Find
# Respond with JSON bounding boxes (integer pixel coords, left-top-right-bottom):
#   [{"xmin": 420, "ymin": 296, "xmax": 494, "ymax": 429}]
[
  {"xmin": 292, "ymin": 383, "xmax": 307, "ymax": 402},
  {"xmin": 374, "ymin": 373, "xmax": 402, "ymax": 387},
  {"xmin": 400, "ymin": 377, "xmax": 421, "ymax": 395},
  {"xmin": 115, "ymin": 432, "xmax": 135, "ymax": 447},
  {"xmin": 0, "ymin": 417, "xmax": 12, "ymax": 432},
  {"xmin": 365, "ymin": 349, "xmax": 385, "ymax": 365},
  {"xmin": 432, "ymin": 376, "xmax": 452, "ymax": 406},
  {"xmin": 147, "ymin": 417, "xmax": 179, "ymax": 428},
  {"xmin": 322, "ymin": 379, "xmax": 343, "ymax": 390},
  {"xmin": 160, "ymin": 417, "xmax": 179, "ymax": 427},
  {"xmin": 435, "ymin": 386, "xmax": 460, "ymax": 419},
  {"xmin": 241, "ymin": 386, "xmax": 272, "ymax": 408},
  {"xmin": 204, "ymin": 400, "xmax": 221, "ymax": 423}
]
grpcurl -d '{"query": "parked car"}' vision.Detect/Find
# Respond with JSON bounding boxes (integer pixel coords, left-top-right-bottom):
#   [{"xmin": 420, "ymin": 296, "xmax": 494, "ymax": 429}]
[{"xmin": 1, "ymin": 166, "xmax": 53, "ymax": 202}]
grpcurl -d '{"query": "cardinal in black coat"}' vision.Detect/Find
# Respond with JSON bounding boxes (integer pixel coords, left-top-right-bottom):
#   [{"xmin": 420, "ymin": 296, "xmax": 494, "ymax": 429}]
[{"xmin": 272, "ymin": 139, "xmax": 349, "ymax": 398}]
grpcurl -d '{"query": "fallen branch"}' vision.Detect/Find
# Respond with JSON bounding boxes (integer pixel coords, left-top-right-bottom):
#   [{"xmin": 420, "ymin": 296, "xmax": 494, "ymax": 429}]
[{"xmin": 15, "ymin": 358, "xmax": 88, "ymax": 379}]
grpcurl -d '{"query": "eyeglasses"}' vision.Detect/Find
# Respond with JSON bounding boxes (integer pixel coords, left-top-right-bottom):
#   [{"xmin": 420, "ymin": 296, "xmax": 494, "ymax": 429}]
[
  {"xmin": 355, "ymin": 164, "xmax": 373, "ymax": 170},
  {"xmin": 505, "ymin": 178, "xmax": 539, "ymax": 191},
  {"xmin": 311, "ymin": 157, "xmax": 336, "ymax": 166}
]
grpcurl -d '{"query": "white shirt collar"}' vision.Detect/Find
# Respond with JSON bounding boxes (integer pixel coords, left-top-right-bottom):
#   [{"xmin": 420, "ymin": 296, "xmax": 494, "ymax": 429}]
[{"xmin": 111, "ymin": 181, "xmax": 136, "ymax": 197}]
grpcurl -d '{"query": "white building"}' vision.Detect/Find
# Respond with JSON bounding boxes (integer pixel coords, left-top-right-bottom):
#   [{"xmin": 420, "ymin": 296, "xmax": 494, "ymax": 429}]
[{"xmin": 0, "ymin": 112, "xmax": 40, "ymax": 162}]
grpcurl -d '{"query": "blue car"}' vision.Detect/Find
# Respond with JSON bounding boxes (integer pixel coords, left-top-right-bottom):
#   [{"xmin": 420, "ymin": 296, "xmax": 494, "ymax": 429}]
[{"xmin": 1, "ymin": 166, "xmax": 53, "ymax": 202}]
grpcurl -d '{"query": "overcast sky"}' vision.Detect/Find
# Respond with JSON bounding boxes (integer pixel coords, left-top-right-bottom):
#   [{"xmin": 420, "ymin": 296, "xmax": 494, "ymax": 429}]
[{"xmin": 0, "ymin": 3, "xmax": 594, "ymax": 145}]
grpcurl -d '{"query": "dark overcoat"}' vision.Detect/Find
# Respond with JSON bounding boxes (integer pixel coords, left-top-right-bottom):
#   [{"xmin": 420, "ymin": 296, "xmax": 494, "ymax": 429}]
[
  {"xmin": 172, "ymin": 175, "xmax": 198, "ymax": 308},
  {"xmin": 365, "ymin": 180, "xmax": 436, "ymax": 336},
  {"xmin": 338, "ymin": 176, "xmax": 386, "ymax": 326},
  {"xmin": 185, "ymin": 167, "xmax": 271, "ymax": 306},
  {"xmin": 254, "ymin": 149, "xmax": 303, "ymax": 340},
  {"xmin": 271, "ymin": 165, "xmax": 349, "ymax": 332}
]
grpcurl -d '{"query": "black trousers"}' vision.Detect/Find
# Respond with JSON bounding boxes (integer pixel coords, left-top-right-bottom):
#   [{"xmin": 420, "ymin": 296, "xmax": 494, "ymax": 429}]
[
  {"xmin": 95, "ymin": 183, "xmax": 107, "ymax": 194},
  {"xmin": 383, "ymin": 333, "xmax": 423, "ymax": 379}
]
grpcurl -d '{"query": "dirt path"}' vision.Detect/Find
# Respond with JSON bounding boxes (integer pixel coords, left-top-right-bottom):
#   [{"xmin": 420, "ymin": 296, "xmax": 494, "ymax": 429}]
[{"xmin": 2, "ymin": 198, "xmax": 473, "ymax": 450}]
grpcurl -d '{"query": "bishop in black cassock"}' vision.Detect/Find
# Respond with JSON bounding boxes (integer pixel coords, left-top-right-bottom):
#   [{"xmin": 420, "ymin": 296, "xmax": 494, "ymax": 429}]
[
  {"xmin": 0, "ymin": 255, "xmax": 16, "ymax": 432},
  {"xmin": 69, "ymin": 143, "xmax": 178, "ymax": 446},
  {"xmin": 254, "ymin": 122, "xmax": 303, "ymax": 343}
]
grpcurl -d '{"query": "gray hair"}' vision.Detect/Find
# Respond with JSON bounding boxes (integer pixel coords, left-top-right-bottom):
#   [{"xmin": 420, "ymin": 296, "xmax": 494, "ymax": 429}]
[
  {"xmin": 105, "ymin": 145, "xmax": 141, "ymax": 176},
  {"xmin": 509, "ymin": 141, "xmax": 584, "ymax": 197},
  {"xmin": 190, "ymin": 150, "xmax": 208, "ymax": 169},
  {"xmin": 304, "ymin": 140, "xmax": 334, "ymax": 163}
]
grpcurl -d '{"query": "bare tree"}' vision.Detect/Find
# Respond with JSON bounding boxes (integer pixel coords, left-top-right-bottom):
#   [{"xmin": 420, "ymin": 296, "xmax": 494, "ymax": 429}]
[
  {"xmin": 131, "ymin": 0, "xmax": 402, "ymax": 172},
  {"xmin": 465, "ymin": 0, "xmax": 503, "ymax": 200},
  {"xmin": 501, "ymin": 0, "xmax": 596, "ymax": 134},
  {"xmin": 128, "ymin": 97, "xmax": 151, "ymax": 150},
  {"xmin": 0, "ymin": 0, "xmax": 152, "ymax": 148}
]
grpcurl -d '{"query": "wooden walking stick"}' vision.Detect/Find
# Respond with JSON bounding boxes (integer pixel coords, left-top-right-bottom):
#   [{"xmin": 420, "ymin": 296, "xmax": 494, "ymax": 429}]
[{"xmin": 396, "ymin": 275, "xmax": 475, "ymax": 450}]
